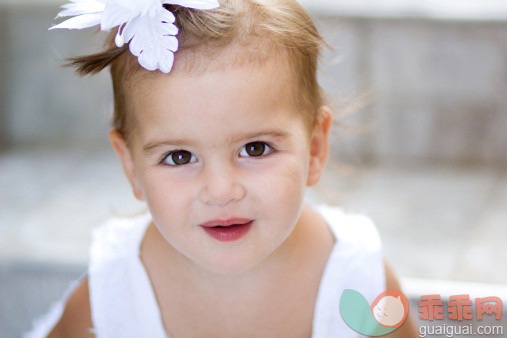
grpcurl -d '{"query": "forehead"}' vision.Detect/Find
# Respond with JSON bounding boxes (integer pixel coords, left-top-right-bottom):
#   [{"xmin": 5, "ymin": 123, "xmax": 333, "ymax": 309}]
[{"xmin": 129, "ymin": 56, "xmax": 305, "ymax": 147}]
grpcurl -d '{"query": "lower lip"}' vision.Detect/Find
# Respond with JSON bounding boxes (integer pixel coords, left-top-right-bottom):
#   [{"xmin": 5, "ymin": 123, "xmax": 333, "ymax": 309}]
[{"xmin": 201, "ymin": 221, "xmax": 253, "ymax": 242}]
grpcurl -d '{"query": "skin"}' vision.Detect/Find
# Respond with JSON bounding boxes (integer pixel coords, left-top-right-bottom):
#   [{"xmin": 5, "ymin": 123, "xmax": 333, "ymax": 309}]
[
  {"xmin": 112, "ymin": 58, "xmax": 330, "ymax": 278},
  {"xmin": 48, "ymin": 56, "xmax": 418, "ymax": 337}
]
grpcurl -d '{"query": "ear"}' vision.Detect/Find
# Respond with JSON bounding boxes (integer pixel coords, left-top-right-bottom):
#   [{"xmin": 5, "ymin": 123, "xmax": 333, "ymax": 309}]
[
  {"xmin": 307, "ymin": 106, "xmax": 333, "ymax": 186},
  {"xmin": 108, "ymin": 129, "xmax": 145, "ymax": 201}
]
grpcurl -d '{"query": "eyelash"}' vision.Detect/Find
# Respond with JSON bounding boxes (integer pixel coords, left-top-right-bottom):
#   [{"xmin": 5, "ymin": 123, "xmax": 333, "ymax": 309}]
[{"xmin": 160, "ymin": 141, "xmax": 276, "ymax": 166}]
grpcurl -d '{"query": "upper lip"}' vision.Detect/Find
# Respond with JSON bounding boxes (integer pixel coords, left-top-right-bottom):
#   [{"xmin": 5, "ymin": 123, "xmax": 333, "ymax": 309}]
[{"xmin": 200, "ymin": 218, "xmax": 252, "ymax": 227}]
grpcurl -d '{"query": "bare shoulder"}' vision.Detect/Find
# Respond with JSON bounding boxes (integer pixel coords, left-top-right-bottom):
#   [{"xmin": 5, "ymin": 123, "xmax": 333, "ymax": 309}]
[
  {"xmin": 379, "ymin": 261, "xmax": 419, "ymax": 338},
  {"xmin": 47, "ymin": 276, "xmax": 94, "ymax": 338}
]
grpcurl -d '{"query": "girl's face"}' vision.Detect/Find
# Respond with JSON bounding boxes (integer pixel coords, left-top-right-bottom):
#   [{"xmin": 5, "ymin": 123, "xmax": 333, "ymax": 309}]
[{"xmin": 110, "ymin": 58, "xmax": 331, "ymax": 275}]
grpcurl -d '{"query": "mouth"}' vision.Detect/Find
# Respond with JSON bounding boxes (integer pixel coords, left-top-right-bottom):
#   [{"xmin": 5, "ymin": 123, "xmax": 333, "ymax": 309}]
[{"xmin": 200, "ymin": 218, "xmax": 253, "ymax": 241}]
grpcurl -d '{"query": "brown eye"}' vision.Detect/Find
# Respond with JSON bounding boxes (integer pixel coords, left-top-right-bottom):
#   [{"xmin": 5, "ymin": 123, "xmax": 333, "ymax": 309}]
[
  {"xmin": 165, "ymin": 150, "xmax": 195, "ymax": 165},
  {"xmin": 240, "ymin": 142, "xmax": 270, "ymax": 157}
]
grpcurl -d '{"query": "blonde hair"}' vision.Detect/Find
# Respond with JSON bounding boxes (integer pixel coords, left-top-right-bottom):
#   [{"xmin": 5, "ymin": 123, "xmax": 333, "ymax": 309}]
[{"xmin": 66, "ymin": 0, "xmax": 327, "ymax": 146}]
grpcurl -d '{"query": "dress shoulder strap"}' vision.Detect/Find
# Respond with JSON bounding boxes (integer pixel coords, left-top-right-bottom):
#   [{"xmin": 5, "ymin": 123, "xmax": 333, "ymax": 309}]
[
  {"xmin": 88, "ymin": 212, "xmax": 168, "ymax": 338},
  {"xmin": 317, "ymin": 205, "xmax": 382, "ymax": 253},
  {"xmin": 312, "ymin": 205, "xmax": 386, "ymax": 338}
]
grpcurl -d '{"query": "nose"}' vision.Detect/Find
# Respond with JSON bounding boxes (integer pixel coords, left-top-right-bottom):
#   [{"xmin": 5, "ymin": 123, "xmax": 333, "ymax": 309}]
[{"xmin": 198, "ymin": 162, "xmax": 246, "ymax": 206}]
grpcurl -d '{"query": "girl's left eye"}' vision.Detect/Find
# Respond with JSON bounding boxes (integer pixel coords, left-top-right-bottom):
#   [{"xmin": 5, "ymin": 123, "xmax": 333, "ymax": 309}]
[{"xmin": 239, "ymin": 142, "xmax": 273, "ymax": 157}]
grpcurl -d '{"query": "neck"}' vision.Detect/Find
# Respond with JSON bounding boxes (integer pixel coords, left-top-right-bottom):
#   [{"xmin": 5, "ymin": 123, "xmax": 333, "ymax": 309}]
[{"xmin": 141, "ymin": 211, "xmax": 307, "ymax": 304}]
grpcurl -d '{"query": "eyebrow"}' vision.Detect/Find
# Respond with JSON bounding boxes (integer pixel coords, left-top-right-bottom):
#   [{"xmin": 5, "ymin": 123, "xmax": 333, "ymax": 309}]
[{"xmin": 142, "ymin": 129, "xmax": 291, "ymax": 155}]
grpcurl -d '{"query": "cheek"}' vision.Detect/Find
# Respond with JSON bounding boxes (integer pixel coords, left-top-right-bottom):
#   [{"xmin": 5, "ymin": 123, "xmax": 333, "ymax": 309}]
[
  {"xmin": 139, "ymin": 169, "xmax": 195, "ymax": 213},
  {"xmin": 249, "ymin": 154, "xmax": 309, "ymax": 205}
]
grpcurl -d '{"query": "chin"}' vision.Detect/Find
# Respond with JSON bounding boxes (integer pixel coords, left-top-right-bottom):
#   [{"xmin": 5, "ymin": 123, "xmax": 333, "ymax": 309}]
[
  {"xmin": 211, "ymin": 261, "xmax": 259, "ymax": 276},
  {"xmin": 197, "ymin": 253, "xmax": 266, "ymax": 276}
]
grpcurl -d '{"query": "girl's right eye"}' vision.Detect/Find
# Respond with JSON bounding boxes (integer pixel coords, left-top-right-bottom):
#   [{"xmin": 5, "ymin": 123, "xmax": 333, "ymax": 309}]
[{"xmin": 162, "ymin": 150, "xmax": 197, "ymax": 166}]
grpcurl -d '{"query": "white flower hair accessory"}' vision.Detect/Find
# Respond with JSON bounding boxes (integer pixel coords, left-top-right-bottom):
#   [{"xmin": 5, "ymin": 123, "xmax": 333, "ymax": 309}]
[{"xmin": 50, "ymin": 0, "xmax": 220, "ymax": 73}]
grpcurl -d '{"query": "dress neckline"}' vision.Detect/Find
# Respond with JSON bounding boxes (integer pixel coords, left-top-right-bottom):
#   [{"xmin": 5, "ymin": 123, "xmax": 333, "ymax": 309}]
[{"xmin": 132, "ymin": 205, "xmax": 343, "ymax": 338}]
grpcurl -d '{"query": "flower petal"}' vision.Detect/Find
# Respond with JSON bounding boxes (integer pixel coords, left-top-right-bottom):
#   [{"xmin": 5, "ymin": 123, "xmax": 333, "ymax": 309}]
[
  {"xmin": 158, "ymin": 52, "xmax": 175, "ymax": 73},
  {"xmin": 138, "ymin": 51, "xmax": 158, "ymax": 71},
  {"xmin": 160, "ymin": 35, "xmax": 178, "ymax": 52},
  {"xmin": 56, "ymin": 0, "xmax": 105, "ymax": 18},
  {"xmin": 160, "ymin": 9, "xmax": 176, "ymax": 24},
  {"xmin": 122, "ymin": 15, "xmax": 141, "ymax": 43},
  {"xmin": 129, "ymin": 35, "xmax": 144, "ymax": 56},
  {"xmin": 101, "ymin": 4, "xmax": 134, "ymax": 30},
  {"xmin": 162, "ymin": 0, "xmax": 219, "ymax": 10},
  {"xmin": 104, "ymin": 0, "xmax": 153, "ymax": 13},
  {"xmin": 159, "ymin": 22, "xmax": 179, "ymax": 37},
  {"xmin": 125, "ymin": 11, "xmax": 180, "ymax": 72},
  {"xmin": 50, "ymin": 13, "xmax": 102, "ymax": 30}
]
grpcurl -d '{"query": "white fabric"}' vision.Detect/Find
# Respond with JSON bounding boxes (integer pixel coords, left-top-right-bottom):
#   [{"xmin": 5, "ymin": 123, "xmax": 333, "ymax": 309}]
[
  {"xmin": 24, "ymin": 205, "xmax": 385, "ymax": 337},
  {"xmin": 88, "ymin": 212, "xmax": 167, "ymax": 337},
  {"xmin": 311, "ymin": 205, "xmax": 385, "ymax": 337}
]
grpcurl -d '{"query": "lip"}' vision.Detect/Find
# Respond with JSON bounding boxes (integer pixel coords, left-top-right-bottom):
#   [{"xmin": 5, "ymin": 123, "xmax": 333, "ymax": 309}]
[
  {"xmin": 200, "ymin": 218, "xmax": 252, "ymax": 228},
  {"xmin": 200, "ymin": 219, "xmax": 253, "ymax": 242}
]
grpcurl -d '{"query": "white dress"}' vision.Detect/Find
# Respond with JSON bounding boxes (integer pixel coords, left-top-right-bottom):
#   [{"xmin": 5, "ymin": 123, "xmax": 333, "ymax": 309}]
[{"xmin": 24, "ymin": 205, "xmax": 385, "ymax": 338}]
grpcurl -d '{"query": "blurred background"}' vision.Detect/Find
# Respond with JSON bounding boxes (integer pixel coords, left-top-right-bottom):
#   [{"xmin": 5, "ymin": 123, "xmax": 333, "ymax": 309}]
[{"xmin": 1, "ymin": 0, "xmax": 506, "ymax": 336}]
